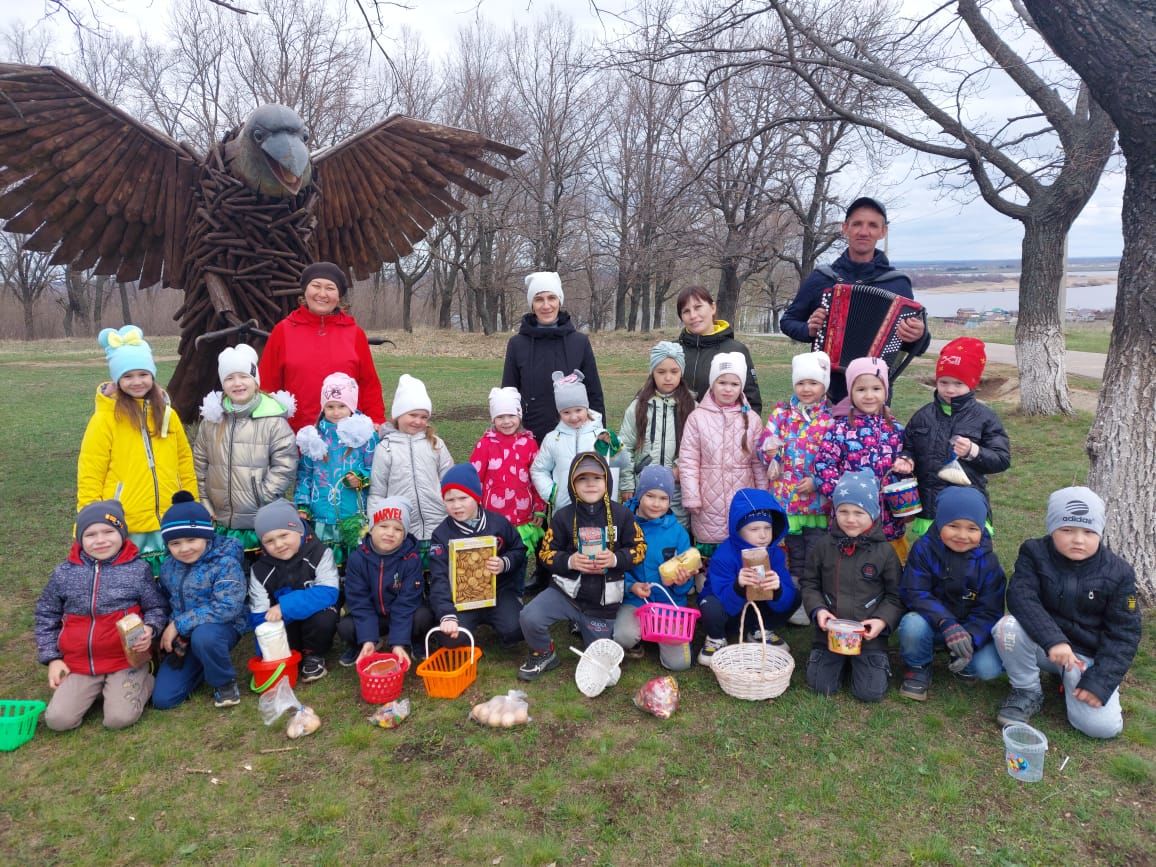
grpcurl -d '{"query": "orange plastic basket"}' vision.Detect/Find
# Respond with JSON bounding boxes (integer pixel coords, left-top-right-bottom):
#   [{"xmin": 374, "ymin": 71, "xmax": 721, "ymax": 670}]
[{"xmin": 415, "ymin": 627, "xmax": 483, "ymax": 699}]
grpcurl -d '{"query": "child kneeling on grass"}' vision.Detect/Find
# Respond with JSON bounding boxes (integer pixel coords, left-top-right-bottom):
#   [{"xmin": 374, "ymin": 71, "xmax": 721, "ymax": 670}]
[
  {"xmin": 518, "ymin": 452, "xmax": 646, "ymax": 681},
  {"xmin": 249, "ymin": 500, "xmax": 340, "ymax": 683},
  {"xmin": 994, "ymin": 487, "xmax": 1142, "ymax": 738},
  {"xmin": 613, "ymin": 465, "xmax": 696, "ymax": 671},
  {"xmin": 153, "ymin": 492, "xmax": 248, "ymax": 710},
  {"xmin": 897, "ymin": 487, "xmax": 1006, "ymax": 701},
  {"xmin": 338, "ymin": 496, "xmax": 430, "ymax": 668},
  {"xmin": 35, "ymin": 501, "xmax": 166, "ymax": 731},
  {"xmin": 697, "ymin": 488, "xmax": 798, "ymax": 667},
  {"xmin": 429, "ymin": 464, "xmax": 527, "ymax": 649},
  {"xmin": 801, "ymin": 470, "xmax": 903, "ymax": 702}
]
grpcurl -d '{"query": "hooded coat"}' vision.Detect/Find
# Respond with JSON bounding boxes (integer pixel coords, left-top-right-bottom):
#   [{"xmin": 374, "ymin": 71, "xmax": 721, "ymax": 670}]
[
  {"xmin": 35, "ymin": 540, "xmax": 168, "ymax": 673},
  {"xmin": 501, "ymin": 311, "xmax": 606, "ymax": 445},
  {"xmin": 194, "ymin": 391, "xmax": 298, "ymax": 529},
  {"xmin": 537, "ymin": 452, "xmax": 647, "ymax": 619},
  {"xmin": 77, "ymin": 385, "xmax": 197, "ymax": 534},
  {"xmin": 677, "ymin": 319, "xmax": 762, "ymax": 414},
  {"xmin": 470, "ymin": 428, "xmax": 545, "ymax": 526},
  {"xmin": 294, "ymin": 412, "xmax": 379, "ymax": 525},
  {"xmin": 758, "ymin": 396, "xmax": 835, "ymax": 517},
  {"xmin": 780, "ymin": 249, "xmax": 931, "ymax": 403},
  {"xmin": 344, "ymin": 533, "xmax": 425, "ymax": 648},
  {"xmin": 800, "ymin": 522, "xmax": 904, "ymax": 653},
  {"xmin": 679, "ymin": 390, "xmax": 767, "ymax": 544},
  {"xmin": 258, "ymin": 306, "xmax": 386, "ymax": 431},
  {"xmin": 701, "ymin": 488, "xmax": 797, "ymax": 618},
  {"xmin": 158, "ymin": 534, "xmax": 248, "ymax": 637},
  {"xmin": 368, "ymin": 425, "xmax": 454, "ymax": 541},
  {"xmin": 623, "ymin": 509, "xmax": 693, "ymax": 609},
  {"xmin": 531, "ymin": 410, "xmax": 613, "ymax": 512}
]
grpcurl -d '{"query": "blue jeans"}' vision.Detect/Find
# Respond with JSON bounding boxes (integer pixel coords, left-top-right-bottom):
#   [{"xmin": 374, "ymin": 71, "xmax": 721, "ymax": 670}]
[
  {"xmin": 897, "ymin": 612, "xmax": 1003, "ymax": 680},
  {"xmin": 153, "ymin": 623, "xmax": 242, "ymax": 709}
]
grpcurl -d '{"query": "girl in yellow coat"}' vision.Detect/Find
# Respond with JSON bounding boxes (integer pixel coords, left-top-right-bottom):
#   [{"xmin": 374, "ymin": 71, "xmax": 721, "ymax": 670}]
[{"xmin": 77, "ymin": 326, "xmax": 197, "ymax": 573}]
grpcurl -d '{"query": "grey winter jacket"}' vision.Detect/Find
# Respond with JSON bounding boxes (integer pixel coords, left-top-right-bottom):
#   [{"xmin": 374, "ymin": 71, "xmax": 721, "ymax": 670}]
[
  {"xmin": 369, "ymin": 425, "xmax": 454, "ymax": 541},
  {"xmin": 193, "ymin": 392, "xmax": 298, "ymax": 530},
  {"xmin": 618, "ymin": 395, "xmax": 686, "ymax": 524}
]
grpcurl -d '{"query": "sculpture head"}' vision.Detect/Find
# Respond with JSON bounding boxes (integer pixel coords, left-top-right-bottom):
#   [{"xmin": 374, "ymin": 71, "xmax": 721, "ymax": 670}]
[{"xmin": 233, "ymin": 104, "xmax": 313, "ymax": 197}]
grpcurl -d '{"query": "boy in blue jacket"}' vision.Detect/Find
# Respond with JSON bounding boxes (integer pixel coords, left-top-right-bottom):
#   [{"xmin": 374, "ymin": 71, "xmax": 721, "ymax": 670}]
[
  {"xmin": 613, "ymin": 466, "xmax": 697, "ymax": 671},
  {"xmin": 697, "ymin": 488, "xmax": 798, "ymax": 666},
  {"xmin": 249, "ymin": 500, "xmax": 340, "ymax": 682},
  {"xmin": 337, "ymin": 496, "xmax": 431, "ymax": 668},
  {"xmin": 897, "ymin": 487, "xmax": 1006, "ymax": 701},
  {"xmin": 154, "ymin": 492, "xmax": 248, "ymax": 710}
]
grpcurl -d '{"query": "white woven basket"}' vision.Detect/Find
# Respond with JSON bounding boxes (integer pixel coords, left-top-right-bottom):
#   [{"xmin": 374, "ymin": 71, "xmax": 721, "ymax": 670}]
[
  {"xmin": 710, "ymin": 601, "xmax": 795, "ymax": 700},
  {"xmin": 570, "ymin": 640, "xmax": 624, "ymax": 698}
]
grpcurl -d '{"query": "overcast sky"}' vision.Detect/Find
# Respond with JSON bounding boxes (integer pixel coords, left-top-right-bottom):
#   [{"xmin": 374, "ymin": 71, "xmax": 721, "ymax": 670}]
[{"xmin": 2, "ymin": 0, "xmax": 1125, "ymax": 261}]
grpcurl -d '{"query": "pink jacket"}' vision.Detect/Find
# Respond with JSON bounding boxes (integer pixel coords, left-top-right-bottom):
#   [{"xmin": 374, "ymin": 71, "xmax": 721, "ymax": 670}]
[
  {"xmin": 469, "ymin": 428, "xmax": 546, "ymax": 526},
  {"xmin": 680, "ymin": 391, "xmax": 767, "ymax": 543}
]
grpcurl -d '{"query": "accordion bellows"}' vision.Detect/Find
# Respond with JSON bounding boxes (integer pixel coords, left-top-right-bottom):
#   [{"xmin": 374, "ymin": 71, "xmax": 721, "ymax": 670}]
[{"xmin": 812, "ymin": 283, "xmax": 924, "ymax": 372}]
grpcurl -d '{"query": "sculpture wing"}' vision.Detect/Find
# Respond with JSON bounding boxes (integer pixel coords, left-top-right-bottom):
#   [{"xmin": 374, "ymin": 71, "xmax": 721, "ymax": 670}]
[
  {"xmin": 310, "ymin": 115, "xmax": 523, "ymax": 279},
  {"xmin": 0, "ymin": 64, "xmax": 201, "ymax": 286}
]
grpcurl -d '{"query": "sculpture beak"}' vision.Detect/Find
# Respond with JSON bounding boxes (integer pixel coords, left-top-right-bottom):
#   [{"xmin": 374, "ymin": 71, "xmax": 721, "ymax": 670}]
[{"xmin": 261, "ymin": 132, "xmax": 310, "ymax": 195}]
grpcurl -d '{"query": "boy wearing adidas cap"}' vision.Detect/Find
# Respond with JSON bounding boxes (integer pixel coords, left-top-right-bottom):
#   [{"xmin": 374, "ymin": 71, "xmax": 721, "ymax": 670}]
[{"xmin": 993, "ymin": 487, "xmax": 1142, "ymax": 738}]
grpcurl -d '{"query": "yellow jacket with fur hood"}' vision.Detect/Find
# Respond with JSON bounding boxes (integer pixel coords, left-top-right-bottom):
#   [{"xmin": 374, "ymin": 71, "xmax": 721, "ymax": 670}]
[{"xmin": 77, "ymin": 383, "xmax": 198, "ymax": 533}]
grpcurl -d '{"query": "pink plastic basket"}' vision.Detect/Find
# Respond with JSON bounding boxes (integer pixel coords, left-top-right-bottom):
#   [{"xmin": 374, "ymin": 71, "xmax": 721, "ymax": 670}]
[{"xmin": 636, "ymin": 583, "xmax": 700, "ymax": 645}]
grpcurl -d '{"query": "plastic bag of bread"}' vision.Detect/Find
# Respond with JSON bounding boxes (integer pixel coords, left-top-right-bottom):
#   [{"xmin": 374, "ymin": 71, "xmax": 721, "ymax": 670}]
[
  {"xmin": 633, "ymin": 675, "xmax": 679, "ymax": 719},
  {"xmin": 469, "ymin": 690, "xmax": 531, "ymax": 728},
  {"xmin": 286, "ymin": 706, "xmax": 321, "ymax": 739},
  {"xmin": 367, "ymin": 699, "xmax": 411, "ymax": 729}
]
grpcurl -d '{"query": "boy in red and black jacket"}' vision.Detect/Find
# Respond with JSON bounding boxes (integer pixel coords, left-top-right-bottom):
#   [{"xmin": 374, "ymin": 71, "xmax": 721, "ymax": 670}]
[{"xmin": 518, "ymin": 451, "xmax": 646, "ymax": 681}]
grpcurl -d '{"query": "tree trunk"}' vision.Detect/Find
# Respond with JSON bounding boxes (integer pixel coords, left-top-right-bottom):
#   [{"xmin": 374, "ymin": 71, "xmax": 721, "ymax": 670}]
[
  {"xmin": 716, "ymin": 257, "xmax": 740, "ymax": 325},
  {"xmin": 91, "ymin": 276, "xmax": 106, "ymax": 334},
  {"xmin": 1014, "ymin": 218, "xmax": 1074, "ymax": 415},
  {"xmin": 22, "ymin": 299, "xmax": 35, "ymax": 340},
  {"xmin": 118, "ymin": 282, "xmax": 133, "ymax": 325}
]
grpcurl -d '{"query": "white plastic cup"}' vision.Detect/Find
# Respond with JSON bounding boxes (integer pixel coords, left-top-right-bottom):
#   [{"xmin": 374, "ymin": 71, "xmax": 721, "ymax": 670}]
[
  {"xmin": 255, "ymin": 620, "xmax": 291, "ymax": 661},
  {"xmin": 1003, "ymin": 723, "xmax": 1048, "ymax": 783}
]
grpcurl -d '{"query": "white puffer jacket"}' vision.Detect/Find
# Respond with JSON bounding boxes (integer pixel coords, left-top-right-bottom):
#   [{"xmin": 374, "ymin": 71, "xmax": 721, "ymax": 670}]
[
  {"xmin": 368, "ymin": 425, "xmax": 454, "ymax": 541},
  {"xmin": 531, "ymin": 411, "xmax": 627, "ymax": 511}
]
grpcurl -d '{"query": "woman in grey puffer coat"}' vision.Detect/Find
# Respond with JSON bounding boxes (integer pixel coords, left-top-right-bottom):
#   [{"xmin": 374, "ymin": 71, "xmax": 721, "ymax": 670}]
[{"xmin": 193, "ymin": 345, "xmax": 298, "ymax": 553}]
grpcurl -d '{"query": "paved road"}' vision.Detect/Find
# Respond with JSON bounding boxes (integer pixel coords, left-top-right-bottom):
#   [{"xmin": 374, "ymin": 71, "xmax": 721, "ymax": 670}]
[{"xmin": 928, "ymin": 339, "xmax": 1106, "ymax": 380}]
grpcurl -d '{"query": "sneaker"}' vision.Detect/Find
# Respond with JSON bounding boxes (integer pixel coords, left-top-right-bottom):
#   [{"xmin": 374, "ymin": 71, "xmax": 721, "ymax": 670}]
[
  {"xmin": 697, "ymin": 636, "xmax": 727, "ymax": 666},
  {"xmin": 951, "ymin": 669, "xmax": 978, "ymax": 686},
  {"xmin": 899, "ymin": 666, "xmax": 931, "ymax": 701},
  {"xmin": 746, "ymin": 630, "xmax": 790, "ymax": 652},
  {"xmin": 300, "ymin": 655, "xmax": 328, "ymax": 683},
  {"xmin": 212, "ymin": 681, "xmax": 241, "ymax": 708},
  {"xmin": 624, "ymin": 643, "xmax": 646, "ymax": 660},
  {"xmin": 788, "ymin": 605, "xmax": 810, "ymax": 627},
  {"xmin": 338, "ymin": 644, "xmax": 359, "ymax": 667},
  {"xmin": 996, "ymin": 687, "xmax": 1045, "ymax": 727},
  {"xmin": 517, "ymin": 647, "xmax": 560, "ymax": 681}
]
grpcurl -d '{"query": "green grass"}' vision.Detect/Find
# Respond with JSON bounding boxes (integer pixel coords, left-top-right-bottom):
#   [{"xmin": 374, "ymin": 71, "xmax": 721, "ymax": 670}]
[
  {"xmin": 0, "ymin": 333, "xmax": 1152, "ymax": 864},
  {"xmin": 930, "ymin": 320, "xmax": 1112, "ymax": 354}
]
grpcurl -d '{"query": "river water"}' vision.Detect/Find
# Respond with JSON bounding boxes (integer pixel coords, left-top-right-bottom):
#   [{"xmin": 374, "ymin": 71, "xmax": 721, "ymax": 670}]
[{"xmin": 914, "ymin": 273, "xmax": 1118, "ymax": 318}]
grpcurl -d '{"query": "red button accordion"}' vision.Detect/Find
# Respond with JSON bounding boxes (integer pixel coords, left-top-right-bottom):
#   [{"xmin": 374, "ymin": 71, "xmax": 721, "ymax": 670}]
[{"xmin": 811, "ymin": 282, "xmax": 924, "ymax": 373}]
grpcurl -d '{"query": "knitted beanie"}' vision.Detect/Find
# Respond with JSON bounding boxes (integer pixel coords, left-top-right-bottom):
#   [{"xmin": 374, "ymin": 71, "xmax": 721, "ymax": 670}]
[
  {"xmin": 99, "ymin": 326, "xmax": 157, "ymax": 383},
  {"xmin": 552, "ymin": 369, "xmax": 589, "ymax": 412},
  {"xmin": 933, "ymin": 487, "xmax": 988, "ymax": 532},
  {"xmin": 299, "ymin": 261, "xmax": 349, "ymax": 295},
  {"xmin": 441, "ymin": 463, "xmax": 484, "ymax": 505},
  {"xmin": 367, "ymin": 496, "xmax": 412, "ymax": 534},
  {"xmin": 708, "ymin": 351, "xmax": 747, "ymax": 389},
  {"xmin": 488, "ymin": 386, "xmax": 522, "ymax": 420},
  {"xmin": 218, "ymin": 343, "xmax": 260, "ymax": 386},
  {"xmin": 161, "ymin": 490, "xmax": 215, "ymax": 543},
  {"xmin": 792, "ymin": 350, "xmax": 831, "ymax": 389},
  {"xmin": 844, "ymin": 356, "xmax": 890, "ymax": 399},
  {"xmin": 76, "ymin": 500, "xmax": 128, "ymax": 542},
  {"xmin": 649, "ymin": 341, "xmax": 685, "ymax": 373},
  {"xmin": 254, "ymin": 499, "xmax": 304, "ymax": 540},
  {"xmin": 1046, "ymin": 486, "xmax": 1106, "ymax": 536},
  {"xmin": 936, "ymin": 337, "xmax": 987, "ymax": 391},
  {"xmin": 525, "ymin": 271, "xmax": 564, "ymax": 308},
  {"xmin": 636, "ymin": 464, "xmax": 675, "ymax": 502},
  {"xmin": 392, "ymin": 374, "xmax": 432, "ymax": 419},
  {"xmin": 321, "ymin": 372, "xmax": 359, "ymax": 414},
  {"xmin": 832, "ymin": 469, "xmax": 881, "ymax": 521}
]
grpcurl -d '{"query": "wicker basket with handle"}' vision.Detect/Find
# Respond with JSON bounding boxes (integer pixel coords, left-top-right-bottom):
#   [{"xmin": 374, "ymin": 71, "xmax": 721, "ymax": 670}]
[{"xmin": 709, "ymin": 601, "xmax": 794, "ymax": 700}]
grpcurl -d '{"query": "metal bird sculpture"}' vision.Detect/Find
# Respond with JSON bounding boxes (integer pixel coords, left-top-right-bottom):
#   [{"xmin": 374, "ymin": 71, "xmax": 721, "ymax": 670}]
[{"xmin": 0, "ymin": 64, "xmax": 523, "ymax": 417}]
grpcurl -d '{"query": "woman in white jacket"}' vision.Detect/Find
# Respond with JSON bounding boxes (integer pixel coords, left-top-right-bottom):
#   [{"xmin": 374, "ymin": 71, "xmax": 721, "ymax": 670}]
[{"xmin": 369, "ymin": 375, "xmax": 453, "ymax": 565}]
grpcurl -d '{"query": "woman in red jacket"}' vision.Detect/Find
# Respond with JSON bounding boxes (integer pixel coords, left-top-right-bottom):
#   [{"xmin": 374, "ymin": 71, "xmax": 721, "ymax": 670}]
[{"xmin": 259, "ymin": 262, "xmax": 387, "ymax": 432}]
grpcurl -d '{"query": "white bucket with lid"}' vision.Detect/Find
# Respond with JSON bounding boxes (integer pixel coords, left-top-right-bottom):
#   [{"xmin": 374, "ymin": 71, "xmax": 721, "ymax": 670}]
[{"xmin": 255, "ymin": 620, "xmax": 291, "ymax": 661}]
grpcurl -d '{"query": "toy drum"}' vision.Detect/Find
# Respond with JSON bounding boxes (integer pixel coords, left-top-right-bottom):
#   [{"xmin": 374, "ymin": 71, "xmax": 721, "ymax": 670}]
[
  {"xmin": 827, "ymin": 619, "xmax": 866, "ymax": 655},
  {"xmin": 882, "ymin": 477, "xmax": 922, "ymax": 518}
]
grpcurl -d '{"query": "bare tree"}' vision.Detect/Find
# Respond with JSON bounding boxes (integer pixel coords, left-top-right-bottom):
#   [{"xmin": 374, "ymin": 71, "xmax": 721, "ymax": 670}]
[
  {"xmin": 0, "ymin": 233, "xmax": 57, "ymax": 339},
  {"xmin": 1020, "ymin": 0, "xmax": 1156, "ymax": 600}
]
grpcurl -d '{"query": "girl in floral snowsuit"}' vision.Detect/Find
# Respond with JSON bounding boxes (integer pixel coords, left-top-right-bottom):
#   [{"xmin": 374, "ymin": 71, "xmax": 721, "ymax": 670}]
[{"xmin": 813, "ymin": 357, "xmax": 914, "ymax": 564}]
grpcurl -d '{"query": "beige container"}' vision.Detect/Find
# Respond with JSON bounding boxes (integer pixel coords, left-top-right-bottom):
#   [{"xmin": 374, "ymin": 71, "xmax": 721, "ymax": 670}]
[
  {"xmin": 741, "ymin": 547, "xmax": 777, "ymax": 601},
  {"xmin": 657, "ymin": 547, "xmax": 702, "ymax": 585},
  {"xmin": 116, "ymin": 613, "xmax": 151, "ymax": 668}
]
